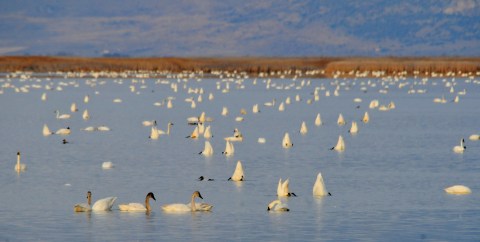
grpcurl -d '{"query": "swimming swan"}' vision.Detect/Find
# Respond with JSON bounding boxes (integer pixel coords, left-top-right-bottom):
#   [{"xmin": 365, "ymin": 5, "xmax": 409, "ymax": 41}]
[
  {"xmin": 55, "ymin": 127, "xmax": 71, "ymax": 135},
  {"xmin": 43, "ymin": 124, "xmax": 54, "ymax": 136},
  {"xmin": 162, "ymin": 191, "xmax": 211, "ymax": 212},
  {"xmin": 55, "ymin": 110, "xmax": 71, "ymax": 120},
  {"xmin": 453, "ymin": 138, "xmax": 466, "ymax": 153},
  {"xmin": 14, "ymin": 152, "xmax": 26, "ymax": 172},
  {"xmin": 149, "ymin": 126, "xmax": 159, "ymax": 140},
  {"xmin": 199, "ymin": 141, "xmax": 214, "ymax": 156},
  {"xmin": 203, "ymin": 125, "xmax": 213, "ymax": 139},
  {"xmin": 337, "ymin": 114, "xmax": 346, "ymax": 126},
  {"xmin": 92, "ymin": 196, "xmax": 117, "ymax": 211},
  {"xmin": 282, "ymin": 132, "xmax": 293, "ymax": 148},
  {"xmin": 267, "ymin": 200, "xmax": 289, "ymax": 212},
  {"xmin": 362, "ymin": 112, "xmax": 370, "ymax": 123},
  {"xmin": 444, "ymin": 185, "xmax": 472, "ymax": 195},
  {"xmin": 300, "ymin": 121, "xmax": 308, "ymax": 135},
  {"xmin": 228, "ymin": 160, "xmax": 244, "ymax": 181},
  {"xmin": 74, "ymin": 191, "xmax": 92, "ymax": 212},
  {"xmin": 349, "ymin": 121, "xmax": 358, "ymax": 134},
  {"xmin": 222, "ymin": 140, "xmax": 235, "ymax": 156},
  {"xmin": 469, "ymin": 134, "xmax": 480, "ymax": 141},
  {"xmin": 277, "ymin": 178, "xmax": 296, "ymax": 197},
  {"xmin": 186, "ymin": 126, "xmax": 199, "ymax": 139},
  {"xmin": 225, "ymin": 128, "xmax": 243, "ymax": 142},
  {"xmin": 313, "ymin": 172, "xmax": 331, "ymax": 196},
  {"xmin": 119, "ymin": 192, "xmax": 156, "ymax": 212},
  {"xmin": 82, "ymin": 109, "xmax": 90, "ymax": 120},
  {"xmin": 157, "ymin": 122, "xmax": 174, "ymax": 135},
  {"xmin": 331, "ymin": 135, "xmax": 345, "ymax": 151},
  {"xmin": 314, "ymin": 113, "xmax": 323, "ymax": 126}
]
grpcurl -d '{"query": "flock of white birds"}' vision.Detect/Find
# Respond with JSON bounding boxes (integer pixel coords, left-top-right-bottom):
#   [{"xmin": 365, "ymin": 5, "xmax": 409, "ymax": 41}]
[{"xmin": 4, "ymin": 68, "xmax": 479, "ymax": 213}]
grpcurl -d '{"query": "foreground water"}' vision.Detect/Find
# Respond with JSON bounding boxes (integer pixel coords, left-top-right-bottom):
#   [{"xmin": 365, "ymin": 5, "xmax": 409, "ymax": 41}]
[{"xmin": 0, "ymin": 75, "xmax": 479, "ymax": 241}]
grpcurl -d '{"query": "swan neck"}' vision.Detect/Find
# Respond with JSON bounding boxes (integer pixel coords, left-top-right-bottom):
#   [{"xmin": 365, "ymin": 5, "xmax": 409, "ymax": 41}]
[
  {"xmin": 145, "ymin": 196, "xmax": 151, "ymax": 211},
  {"xmin": 17, "ymin": 153, "xmax": 20, "ymax": 167},
  {"xmin": 190, "ymin": 194, "xmax": 196, "ymax": 211}
]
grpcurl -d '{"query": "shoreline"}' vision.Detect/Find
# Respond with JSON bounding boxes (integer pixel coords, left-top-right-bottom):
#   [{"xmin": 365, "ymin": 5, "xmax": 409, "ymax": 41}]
[{"xmin": 0, "ymin": 56, "xmax": 479, "ymax": 78}]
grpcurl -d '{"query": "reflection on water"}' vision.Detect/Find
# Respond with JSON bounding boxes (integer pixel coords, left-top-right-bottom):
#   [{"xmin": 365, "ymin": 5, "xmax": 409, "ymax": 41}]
[{"xmin": 0, "ymin": 76, "xmax": 479, "ymax": 241}]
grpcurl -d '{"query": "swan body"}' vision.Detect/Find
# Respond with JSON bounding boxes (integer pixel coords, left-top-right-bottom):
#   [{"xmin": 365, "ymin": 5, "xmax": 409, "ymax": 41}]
[
  {"xmin": 282, "ymin": 132, "xmax": 293, "ymax": 148},
  {"xmin": 102, "ymin": 161, "xmax": 114, "ymax": 169},
  {"xmin": 225, "ymin": 128, "xmax": 243, "ymax": 142},
  {"xmin": 278, "ymin": 102, "xmax": 285, "ymax": 112},
  {"xmin": 55, "ymin": 127, "xmax": 71, "ymax": 135},
  {"xmin": 96, "ymin": 126, "xmax": 110, "ymax": 131},
  {"xmin": 119, "ymin": 192, "xmax": 156, "ymax": 212},
  {"xmin": 221, "ymin": 106, "xmax": 229, "ymax": 116},
  {"xmin": 337, "ymin": 114, "xmax": 346, "ymax": 126},
  {"xmin": 267, "ymin": 200, "xmax": 289, "ymax": 212},
  {"xmin": 186, "ymin": 126, "xmax": 199, "ymax": 139},
  {"xmin": 142, "ymin": 120, "xmax": 156, "ymax": 127},
  {"xmin": 167, "ymin": 99, "xmax": 173, "ymax": 108},
  {"xmin": 92, "ymin": 197, "xmax": 117, "ymax": 211},
  {"xmin": 222, "ymin": 140, "xmax": 235, "ymax": 156},
  {"xmin": 74, "ymin": 191, "xmax": 92, "ymax": 212},
  {"xmin": 70, "ymin": 102, "xmax": 78, "ymax": 112},
  {"xmin": 43, "ymin": 124, "xmax": 53, "ymax": 136},
  {"xmin": 162, "ymin": 191, "xmax": 209, "ymax": 212},
  {"xmin": 229, "ymin": 161, "xmax": 244, "ymax": 181},
  {"xmin": 204, "ymin": 125, "xmax": 212, "ymax": 139},
  {"xmin": 315, "ymin": 113, "xmax": 323, "ymax": 126},
  {"xmin": 200, "ymin": 141, "xmax": 214, "ymax": 156},
  {"xmin": 14, "ymin": 152, "xmax": 26, "ymax": 172},
  {"xmin": 349, "ymin": 121, "xmax": 358, "ymax": 134},
  {"xmin": 55, "ymin": 110, "xmax": 71, "ymax": 119},
  {"xmin": 369, "ymin": 100, "xmax": 379, "ymax": 109},
  {"xmin": 444, "ymin": 185, "xmax": 471, "ymax": 195},
  {"xmin": 332, "ymin": 135, "xmax": 345, "ymax": 151},
  {"xmin": 84, "ymin": 95, "xmax": 89, "ymax": 103},
  {"xmin": 41, "ymin": 92, "xmax": 47, "ymax": 101},
  {"xmin": 82, "ymin": 109, "xmax": 90, "ymax": 120},
  {"xmin": 82, "ymin": 126, "xmax": 96, "ymax": 132},
  {"xmin": 313, "ymin": 172, "xmax": 330, "ymax": 196},
  {"xmin": 264, "ymin": 98, "xmax": 276, "ymax": 107},
  {"xmin": 252, "ymin": 104, "xmax": 260, "ymax": 113},
  {"xmin": 469, "ymin": 134, "xmax": 480, "ymax": 141},
  {"xmin": 300, "ymin": 121, "xmax": 308, "ymax": 134},
  {"xmin": 149, "ymin": 126, "xmax": 159, "ymax": 139},
  {"xmin": 362, "ymin": 112, "xmax": 370, "ymax": 123},
  {"xmin": 453, "ymin": 139, "xmax": 466, "ymax": 153},
  {"xmin": 258, "ymin": 137, "xmax": 266, "ymax": 143},
  {"xmin": 277, "ymin": 178, "xmax": 295, "ymax": 197}
]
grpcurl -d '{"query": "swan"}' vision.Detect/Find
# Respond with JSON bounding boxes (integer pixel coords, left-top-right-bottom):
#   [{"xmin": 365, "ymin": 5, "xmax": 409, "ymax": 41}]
[
  {"xmin": 96, "ymin": 126, "xmax": 111, "ymax": 131},
  {"xmin": 267, "ymin": 200, "xmax": 289, "ymax": 212},
  {"xmin": 92, "ymin": 196, "xmax": 117, "ymax": 211},
  {"xmin": 362, "ymin": 112, "xmax": 370, "ymax": 123},
  {"xmin": 444, "ymin": 185, "xmax": 472, "ymax": 195},
  {"xmin": 277, "ymin": 178, "xmax": 296, "ymax": 197},
  {"xmin": 453, "ymin": 139, "xmax": 466, "ymax": 153},
  {"xmin": 186, "ymin": 126, "xmax": 199, "ymax": 139},
  {"xmin": 43, "ymin": 124, "xmax": 53, "ymax": 136},
  {"xmin": 74, "ymin": 191, "xmax": 92, "ymax": 212},
  {"xmin": 469, "ymin": 134, "xmax": 480, "ymax": 141},
  {"xmin": 369, "ymin": 100, "xmax": 379, "ymax": 109},
  {"xmin": 102, "ymin": 161, "xmax": 114, "ymax": 169},
  {"xmin": 157, "ymin": 122, "xmax": 174, "ymax": 135},
  {"xmin": 208, "ymin": 93, "xmax": 214, "ymax": 100},
  {"xmin": 197, "ymin": 122, "xmax": 205, "ymax": 134},
  {"xmin": 162, "ymin": 191, "xmax": 211, "ymax": 212},
  {"xmin": 203, "ymin": 125, "xmax": 212, "ymax": 139},
  {"xmin": 191, "ymin": 100, "xmax": 196, "ymax": 109},
  {"xmin": 224, "ymin": 128, "xmax": 243, "ymax": 142},
  {"xmin": 14, "ymin": 152, "xmax": 26, "ymax": 172},
  {"xmin": 349, "ymin": 121, "xmax": 358, "ymax": 134},
  {"xmin": 264, "ymin": 98, "xmax": 276, "ymax": 107},
  {"xmin": 222, "ymin": 140, "xmax": 235, "ymax": 156},
  {"xmin": 300, "ymin": 121, "xmax": 308, "ymax": 135},
  {"xmin": 70, "ymin": 102, "xmax": 78, "ymax": 112},
  {"xmin": 149, "ymin": 126, "xmax": 159, "ymax": 139},
  {"xmin": 278, "ymin": 102, "xmax": 285, "ymax": 112},
  {"xmin": 55, "ymin": 110, "xmax": 71, "ymax": 119},
  {"xmin": 337, "ymin": 114, "xmax": 346, "ymax": 126},
  {"xmin": 55, "ymin": 127, "xmax": 71, "ymax": 135},
  {"xmin": 295, "ymin": 94, "xmax": 301, "ymax": 102},
  {"xmin": 313, "ymin": 172, "xmax": 331, "ymax": 196},
  {"xmin": 282, "ymin": 132, "xmax": 293, "ymax": 148},
  {"xmin": 41, "ymin": 92, "xmax": 47, "ymax": 101},
  {"xmin": 252, "ymin": 104, "xmax": 260, "ymax": 113},
  {"xmin": 221, "ymin": 106, "xmax": 229, "ymax": 116},
  {"xmin": 82, "ymin": 109, "xmax": 90, "ymax": 120},
  {"xmin": 258, "ymin": 137, "xmax": 266, "ymax": 143},
  {"xmin": 167, "ymin": 99, "xmax": 173, "ymax": 109},
  {"xmin": 228, "ymin": 160, "xmax": 244, "ymax": 181},
  {"xmin": 199, "ymin": 141, "xmax": 214, "ymax": 156},
  {"xmin": 314, "ymin": 113, "xmax": 323, "ymax": 126},
  {"xmin": 84, "ymin": 95, "xmax": 89, "ymax": 103},
  {"xmin": 82, "ymin": 126, "xmax": 96, "ymax": 132},
  {"xmin": 331, "ymin": 135, "xmax": 345, "ymax": 151},
  {"xmin": 142, "ymin": 120, "xmax": 156, "ymax": 127},
  {"xmin": 119, "ymin": 192, "xmax": 156, "ymax": 212}
]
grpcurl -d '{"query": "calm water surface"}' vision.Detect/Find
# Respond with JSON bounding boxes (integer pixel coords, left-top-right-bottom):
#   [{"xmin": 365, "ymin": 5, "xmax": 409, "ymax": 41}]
[{"xmin": 0, "ymin": 76, "xmax": 479, "ymax": 241}]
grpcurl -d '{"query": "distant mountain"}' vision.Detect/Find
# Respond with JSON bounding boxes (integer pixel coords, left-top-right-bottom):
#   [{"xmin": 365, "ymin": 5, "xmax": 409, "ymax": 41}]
[{"xmin": 0, "ymin": 0, "xmax": 478, "ymax": 56}]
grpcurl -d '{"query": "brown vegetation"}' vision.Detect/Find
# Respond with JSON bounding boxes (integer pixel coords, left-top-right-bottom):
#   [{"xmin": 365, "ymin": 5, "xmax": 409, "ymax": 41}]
[{"xmin": 0, "ymin": 56, "xmax": 478, "ymax": 78}]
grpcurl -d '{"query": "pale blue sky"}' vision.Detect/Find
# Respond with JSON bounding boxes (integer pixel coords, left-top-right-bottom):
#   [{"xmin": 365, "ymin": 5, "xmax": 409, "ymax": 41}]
[{"xmin": 0, "ymin": 0, "xmax": 479, "ymax": 56}]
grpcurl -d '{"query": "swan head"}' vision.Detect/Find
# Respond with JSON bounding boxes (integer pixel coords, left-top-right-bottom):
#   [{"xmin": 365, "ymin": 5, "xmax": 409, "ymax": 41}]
[
  {"xmin": 193, "ymin": 191, "xmax": 203, "ymax": 199},
  {"xmin": 147, "ymin": 192, "xmax": 156, "ymax": 201}
]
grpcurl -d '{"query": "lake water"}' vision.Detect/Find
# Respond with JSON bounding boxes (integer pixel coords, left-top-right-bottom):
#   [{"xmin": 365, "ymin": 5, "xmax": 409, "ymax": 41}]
[{"xmin": 0, "ymin": 74, "xmax": 479, "ymax": 241}]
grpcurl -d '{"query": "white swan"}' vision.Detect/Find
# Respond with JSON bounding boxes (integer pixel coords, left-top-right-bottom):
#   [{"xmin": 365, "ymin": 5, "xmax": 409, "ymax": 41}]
[
  {"xmin": 149, "ymin": 126, "xmax": 159, "ymax": 139},
  {"xmin": 252, "ymin": 104, "xmax": 260, "ymax": 113},
  {"xmin": 142, "ymin": 120, "xmax": 156, "ymax": 127},
  {"xmin": 186, "ymin": 126, "xmax": 199, "ymax": 139},
  {"xmin": 223, "ymin": 140, "xmax": 235, "ymax": 156},
  {"xmin": 313, "ymin": 172, "xmax": 331, "ymax": 196},
  {"xmin": 349, "ymin": 121, "xmax": 358, "ymax": 134},
  {"xmin": 119, "ymin": 192, "xmax": 156, "ymax": 212},
  {"xmin": 453, "ymin": 139, "xmax": 466, "ymax": 153},
  {"xmin": 225, "ymin": 128, "xmax": 243, "ymax": 142},
  {"xmin": 96, "ymin": 126, "xmax": 111, "ymax": 131},
  {"xmin": 81, "ymin": 109, "xmax": 89, "ymax": 120},
  {"xmin": 92, "ymin": 196, "xmax": 117, "ymax": 211},
  {"xmin": 55, "ymin": 127, "xmax": 71, "ymax": 135},
  {"xmin": 55, "ymin": 110, "xmax": 71, "ymax": 119},
  {"xmin": 43, "ymin": 124, "xmax": 53, "ymax": 136},
  {"xmin": 362, "ymin": 112, "xmax": 370, "ymax": 123},
  {"xmin": 162, "ymin": 191, "xmax": 211, "ymax": 212},
  {"xmin": 277, "ymin": 178, "xmax": 296, "ymax": 197},
  {"xmin": 157, "ymin": 122, "xmax": 174, "ymax": 135},
  {"xmin": 221, "ymin": 106, "xmax": 229, "ymax": 116},
  {"xmin": 102, "ymin": 161, "xmax": 114, "ymax": 169},
  {"xmin": 228, "ymin": 160, "xmax": 244, "ymax": 181},
  {"xmin": 203, "ymin": 125, "xmax": 212, "ymax": 139},
  {"xmin": 469, "ymin": 134, "xmax": 480, "ymax": 141},
  {"xmin": 264, "ymin": 98, "xmax": 276, "ymax": 107},
  {"xmin": 337, "ymin": 113, "xmax": 346, "ymax": 126},
  {"xmin": 267, "ymin": 200, "xmax": 289, "ymax": 212},
  {"xmin": 282, "ymin": 132, "xmax": 293, "ymax": 148},
  {"xmin": 331, "ymin": 135, "xmax": 345, "ymax": 151},
  {"xmin": 199, "ymin": 141, "xmax": 214, "ymax": 156},
  {"xmin": 167, "ymin": 99, "xmax": 173, "ymax": 109},
  {"xmin": 14, "ymin": 152, "xmax": 26, "ymax": 172},
  {"xmin": 315, "ymin": 113, "xmax": 323, "ymax": 126},
  {"xmin": 278, "ymin": 102, "xmax": 285, "ymax": 112},
  {"xmin": 300, "ymin": 121, "xmax": 308, "ymax": 135},
  {"xmin": 41, "ymin": 92, "xmax": 47, "ymax": 101},
  {"xmin": 70, "ymin": 102, "xmax": 78, "ymax": 112},
  {"xmin": 82, "ymin": 126, "xmax": 96, "ymax": 132},
  {"xmin": 84, "ymin": 95, "xmax": 89, "ymax": 103},
  {"xmin": 444, "ymin": 185, "xmax": 472, "ymax": 195},
  {"xmin": 74, "ymin": 191, "xmax": 92, "ymax": 212}
]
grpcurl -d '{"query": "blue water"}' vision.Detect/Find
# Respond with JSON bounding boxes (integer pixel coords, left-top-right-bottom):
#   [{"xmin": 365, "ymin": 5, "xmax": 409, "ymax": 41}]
[{"xmin": 0, "ymin": 75, "xmax": 479, "ymax": 241}]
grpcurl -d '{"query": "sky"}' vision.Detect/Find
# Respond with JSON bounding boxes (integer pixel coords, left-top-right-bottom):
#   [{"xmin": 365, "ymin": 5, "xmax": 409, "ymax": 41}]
[{"xmin": 0, "ymin": 0, "xmax": 479, "ymax": 57}]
